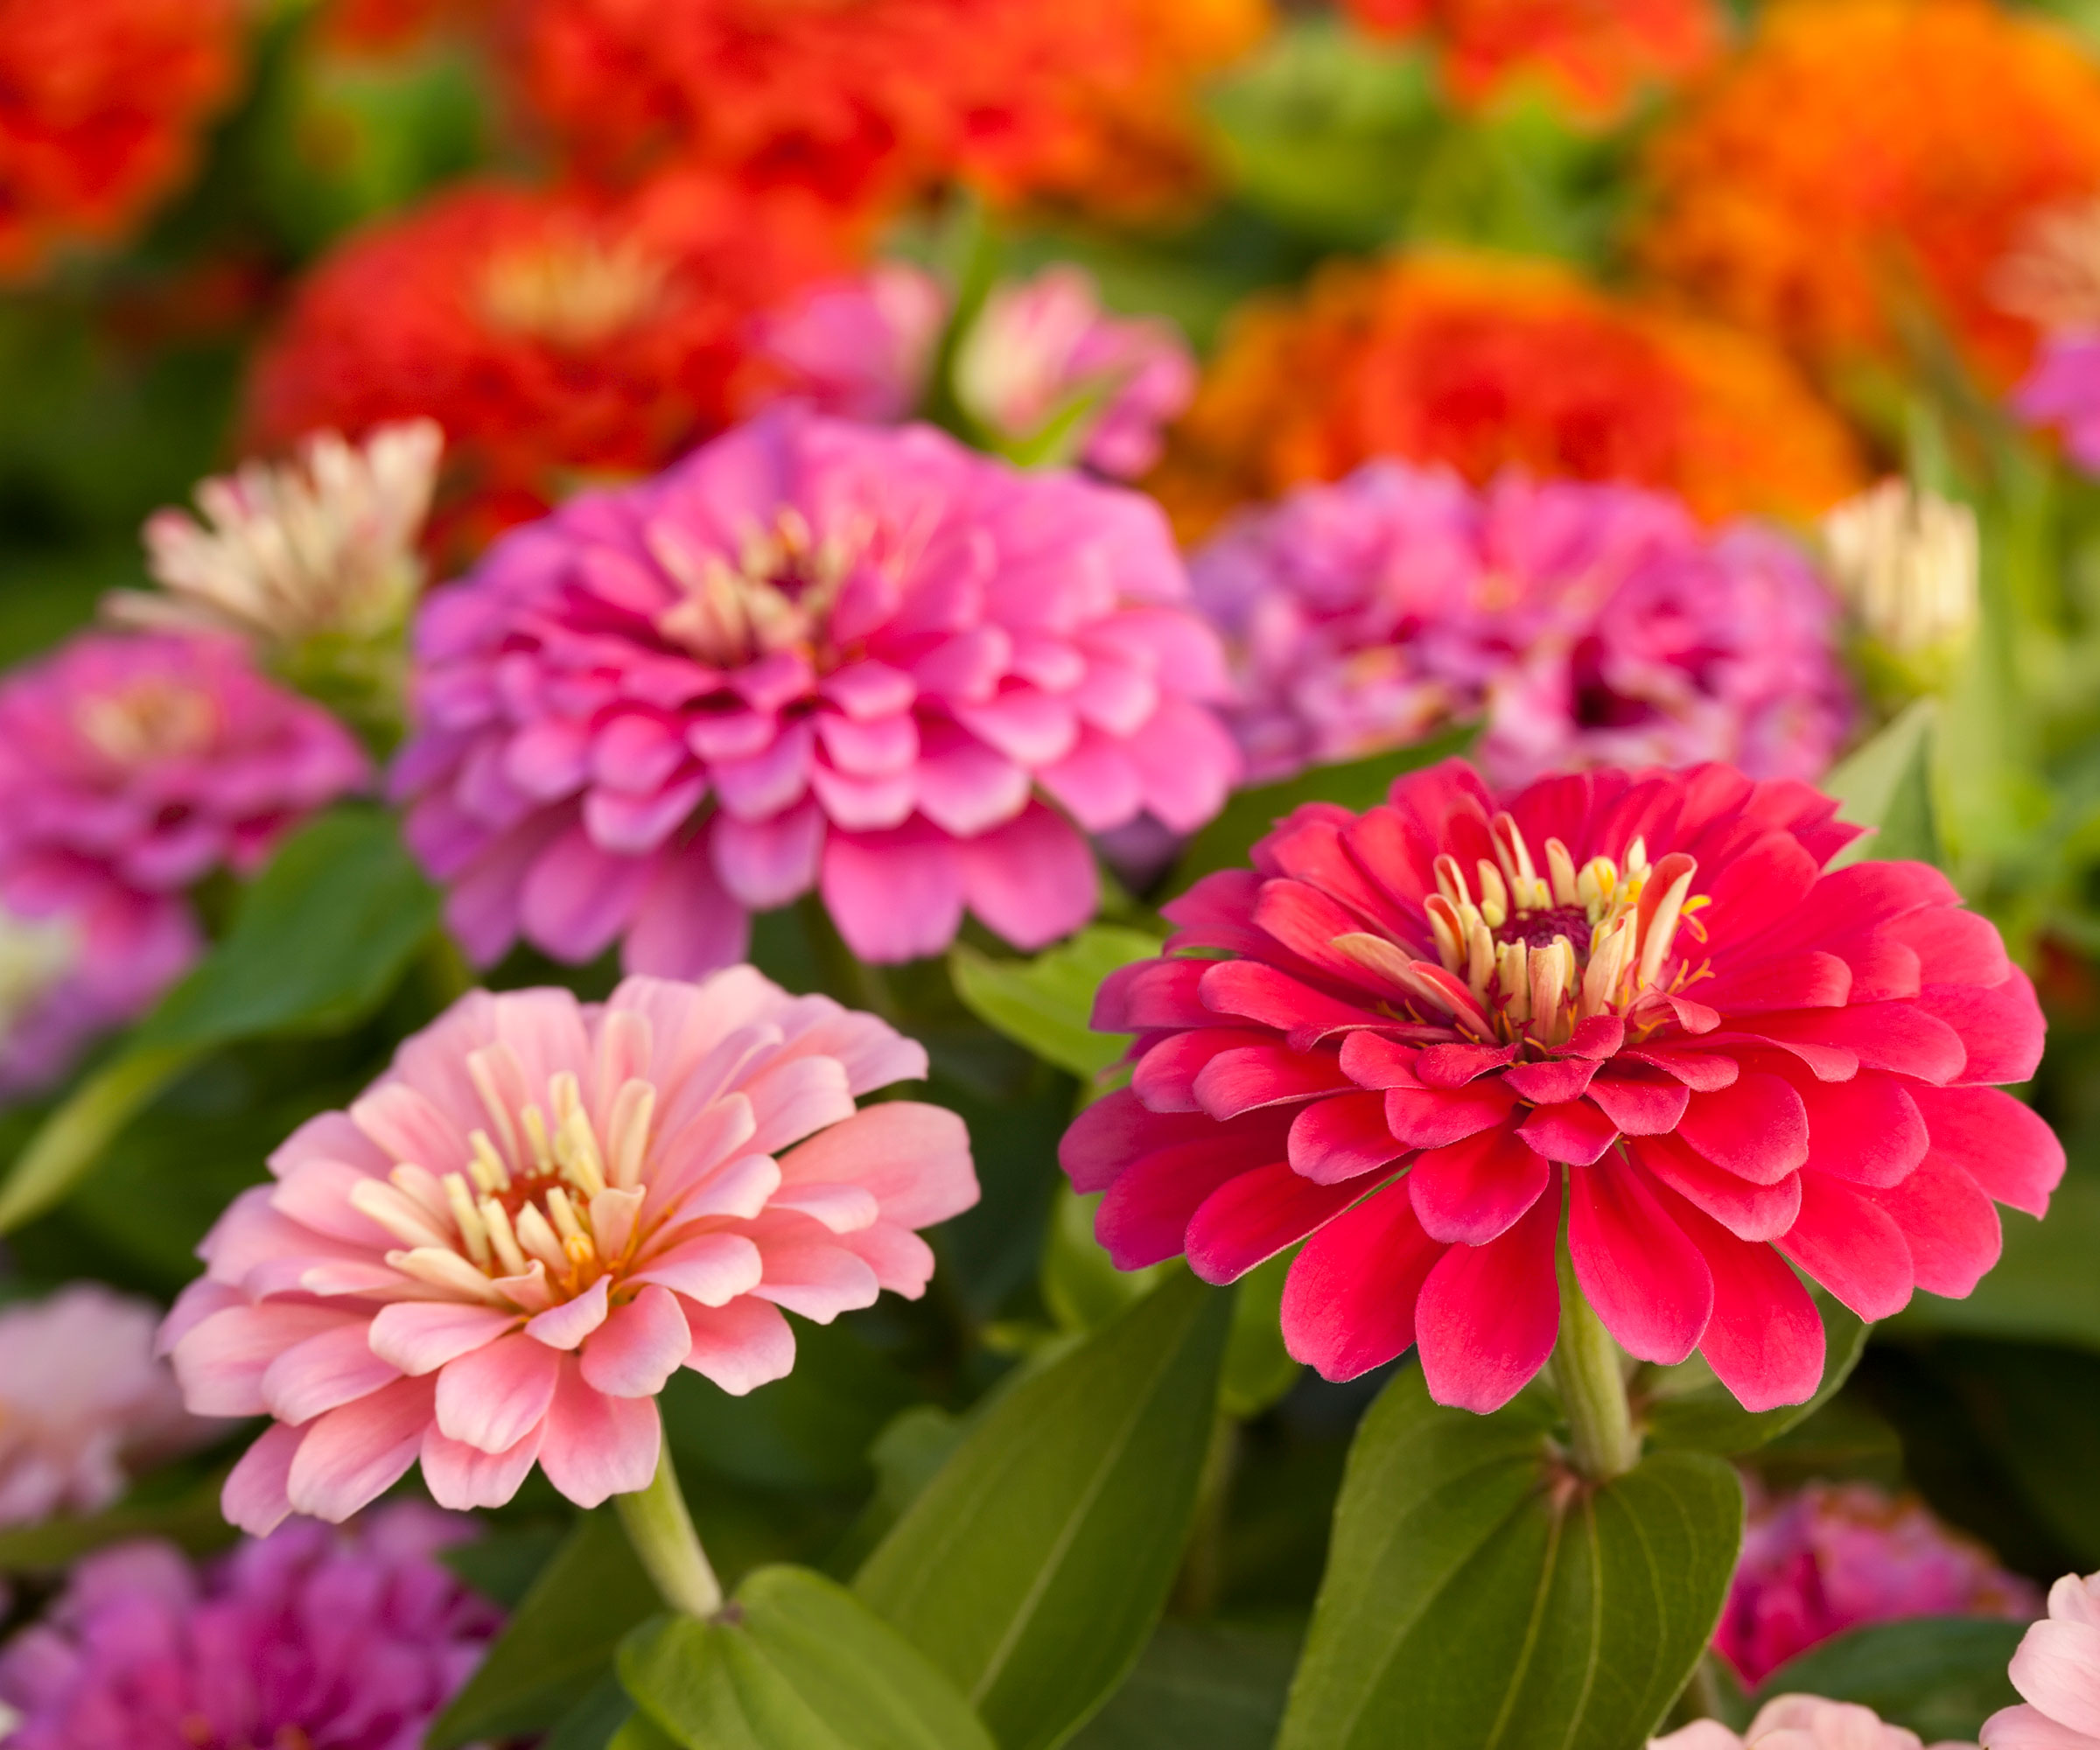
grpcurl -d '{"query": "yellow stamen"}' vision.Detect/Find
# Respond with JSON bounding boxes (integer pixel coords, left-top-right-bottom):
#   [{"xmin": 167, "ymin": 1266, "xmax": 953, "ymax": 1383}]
[
  {"xmin": 443, "ymin": 1172, "xmax": 492, "ymax": 1269},
  {"xmin": 480, "ymin": 1197, "xmax": 528, "ymax": 1278}
]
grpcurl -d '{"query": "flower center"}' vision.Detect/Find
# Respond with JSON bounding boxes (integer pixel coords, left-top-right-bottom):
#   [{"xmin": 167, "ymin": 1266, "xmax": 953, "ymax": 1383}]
[
  {"xmin": 74, "ymin": 680, "xmax": 219, "ymax": 766},
  {"xmin": 480, "ymin": 235, "xmax": 668, "ymax": 348},
  {"xmin": 649, "ymin": 506, "xmax": 860, "ymax": 670}
]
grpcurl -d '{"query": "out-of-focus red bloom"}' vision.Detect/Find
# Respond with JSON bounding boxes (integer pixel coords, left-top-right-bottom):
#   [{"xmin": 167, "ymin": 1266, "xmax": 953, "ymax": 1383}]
[
  {"xmin": 518, "ymin": 0, "xmax": 1270, "ymax": 223},
  {"xmin": 0, "ymin": 0, "xmax": 242, "ymax": 278},
  {"xmin": 1064, "ymin": 760, "xmax": 2060, "ymax": 1414},
  {"xmin": 1342, "ymin": 0, "xmax": 1723, "ymax": 122},
  {"xmin": 1148, "ymin": 251, "xmax": 1865, "ymax": 542},
  {"xmin": 1639, "ymin": 0, "xmax": 2100, "ymax": 387},
  {"xmin": 244, "ymin": 176, "xmax": 856, "ymax": 556}
]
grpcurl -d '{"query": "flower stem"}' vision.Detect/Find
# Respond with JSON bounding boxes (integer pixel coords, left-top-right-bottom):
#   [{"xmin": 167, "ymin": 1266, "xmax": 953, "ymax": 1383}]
[
  {"xmin": 615, "ymin": 1448, "xmax": 723, "ymax": 1619},
  {"xmin": 1550, "ymin": 1234, "xmax": 1640, "ymax": 1482}
]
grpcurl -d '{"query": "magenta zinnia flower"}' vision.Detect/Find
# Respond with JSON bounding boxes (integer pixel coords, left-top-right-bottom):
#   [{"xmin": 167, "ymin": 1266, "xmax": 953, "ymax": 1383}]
[
  {"xmin": 394, "ymin": 408, "xmax": 1237, "ymax": 970},
  {"xmin": 2013, "ymin": 333, "xmax": 2100, "ymax": 477},
  {"xmin": 1063, "ymin": 760, "xmax": 2058, "ymax": 1412},
  {"xmin": 0, "ymin": 1505, "xmax": 498, "ymax": 1750},
  {"xmin": 1187, "ymin": 463, "xmax": 1852, "ymax": 791},
  {"xmin": 743, "ymin": 265, "xmax": 948, "ymax": 424},
  {"xmin": 163, "ymin": 970, "xmax": 976, "ymax": 1532},
  {"xmin": 1985, "ymin": 1572, "xmax": 2100, "ymax": 1748},
  {"xmin": 1718, "ymin": 1480, "xmax": 2040, "ymax": 1684}
]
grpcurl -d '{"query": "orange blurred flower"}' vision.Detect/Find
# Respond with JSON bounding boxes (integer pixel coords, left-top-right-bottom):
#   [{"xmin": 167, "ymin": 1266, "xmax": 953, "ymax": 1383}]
[
  {"xmin": 518, "ymin": 0, "xmax": 1269, "ymax": 223},
  {"xmin": 244, "ymin": 176, "xmax": 855, "ymax": 556},
  {"xmin": 1147, "ymin": 251, "xmax": 1865, "ymax": 542},
  {"xmin": 1343, "ymin": 0, "xmax": 1723, "ymax": 121},
  {"xmin": 0, "ymin": 0, "xmax": 242, "ymax": 277},
  {"xmin": 1638, "ymin": 0, "xmax": 2100, "ymax": 386}
]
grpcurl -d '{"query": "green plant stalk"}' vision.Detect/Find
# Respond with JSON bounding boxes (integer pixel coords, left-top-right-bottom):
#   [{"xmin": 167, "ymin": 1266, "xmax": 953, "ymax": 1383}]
[
  {"xmin": 1550, "ymin": 1232, "xmax": 1640, "ymax": 1482},
  {"xmin": 615, "ymin": 1449, "xmax": 723, "ymax": 1619},
  {"xmin": 0, "ymin": 1044, "xmax": 195, "ymax": 1235}
]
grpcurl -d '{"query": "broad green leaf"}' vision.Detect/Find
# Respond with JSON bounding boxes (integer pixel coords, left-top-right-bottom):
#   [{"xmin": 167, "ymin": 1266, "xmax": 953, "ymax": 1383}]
[
  {"xmin": 427, "ymin": 1510, "xmax": 658, "ymax": 1749},
  {"xmin": 609, "ymin": 1718, "xmax": 679, "ymax": 1750},
  {"xmin": 949, "ymin": 927, "xmax": 1161, "ymax": 1082},
  {"xmin": 1168, "ymin": 724, "xmax": 1477, "ymax": 899},
  {"xmin": 1068, "ymin": 1622, "xmax": 1299, "ymax": 1750},
  {"xmin": 1041, "ymin": 1185, "xmax": 1165, "ymax": 1334},
  {"xmin": 1278, "ymin": 1368, "xmax": 1742, "ymax": 1750},
  {"xmin": 440, "ymin": 1522, "xmax": 568, "ymax": 1609},
  {"xmin": 1220, "ymin": 1252, "xmax": 1300, "ymax": 1419},
  {"xmin": 857, "ymin": 1270, "xmax": 1234, "ymax": 1750},
  {"xmin": 1823, "ymin": 700, "xmax": 1941, "ymax": 870},
  {"xmin": 1639, "ymin": 1297, "xmax": 1870, "ymax": 1455},
  {"xmin": 1748, "ymin": 1618, "xmax": 2024, "ymax": 1742},
  {"xmin": 545, "ymin": 1674, "xmax": 638, "ymax": 1750},
  {"xmin": 619, "ymin": 1565, "xmax": 995, "ymax": 1750}
]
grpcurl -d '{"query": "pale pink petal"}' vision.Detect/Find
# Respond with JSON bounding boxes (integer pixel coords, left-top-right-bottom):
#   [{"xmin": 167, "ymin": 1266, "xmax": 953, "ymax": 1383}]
[
  {"xmin": 434, "ymin": 1332, "xmax": 561, "ymax": 1454},
  {"xmin": 632, "ymin": 1233, "xmax": 765, "ymax": 1306},
  {"xmin": 751, "ymin": 1238, "xmax": 881, "ymax": 1322},
  {"xmin": 819, "ymin": 822, "xmax": 964, "ymax": 962},
  {"xmin": 536, "ymin": 1359, "xmax": 661, "ymax": 1508},
  {"xmin": 774, "ymin": 1102, "xmax": 978, "ymax": 1228},
  {"xmin": 173, "ymin": 1304, "xmax": 362, "ymax": 1418},
  {"xmin": 743, "ymin": 1054, "xmax": 857, "ymax": 1155},
  {"xmin": 2010, "ymin": 1620, "xmax": 2100, "ymax": 1738},
  {"xmin": 368, "ymin": 1301, "xmax": 522, "ymax": 1376},
  {"xmin": 420, "ymin": 1422, "xmax": 544, "ymax": 1511},
  {"xmin": 284, "ymin": 1375, "xmax": 437, "ymax": 1522},
  {"xmin": 260, "ymin": 1323, "xmax": 402, "ymax": 1426},
  {"xmin": 580, "ymin": 1287, "xmax": 693, "ymax": 1396},
  {"xmin": 525, "ymin": 1277, "xmax": 611, "ymax": 1351},
  {"xmin": 680, "ymin": 1296, "xmax": 797, "ymax": 1395},
  {"xmin": 221, "ymin": 1423, "xmax": 305, "ymax": 1536}
]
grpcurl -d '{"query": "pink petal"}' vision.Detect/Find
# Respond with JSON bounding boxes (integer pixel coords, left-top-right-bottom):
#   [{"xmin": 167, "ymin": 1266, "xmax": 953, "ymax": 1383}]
[
  {"xmin": 1413, "ymin": 1182, "xmax": 1562, "ymax": 1413},
  {"xmin": 1585, "ymin": 1069, "xmax": 1690, "ymax": 1137},
  {"xmin": 1923, "ymin": 968, "xmax": 2047, "ymax": 1086},
  {"xmin": 1866, "ymin": 1152, "xmax": 2002, "ymax": 1298},
  {"xmin": 1408, "ymin": 1124, "xmax": 1550, "ymax": 1245},
  {"xmin": 2008, "ymin": 1620, "xmax": 2100, "ymax": 1737},
  {"xmin": 581, "ymin": 1286, "xmax": 693, "ymax": 1396},
  {"xmin": 434, "ymin": 1332, "xmax": 562, "ymax": 1454},
  {"xmin": 1912, "ymin": 1085, "xmax": 2065, "ymax": 1218},
  {"xmin": 819, "ymin": 822, "xmax": 964, "ymax": 962},
  {"xmin": 625, "ymin": 837, "xmax": 751, "ymax": 979},
  {"xmin": 421, "ymin": 1423, "xmax": 544, "ymax": 1510},
  {"xmin": 743, "ymin": 1054, "xmax": 857, "ymax": 1154},
  {"xmin": 1384, "ymin": 1081, "xmax": 1519, "ymax": 1152},
  {"xmin": 634, "ymin": 1234, "xmax": 766, "ymax": 1306},
  {"xmin": 1280, "ymin": 1180, "xmax": 1446, "ymax": 1382},
  {"xmin": 1058, "ymin": 1087, "xmax": 1207, "ymax": 1194},
  {"xmin": 1659, "ymin": 1188, "xmax": 1824, "ymax": 1412},
  {"xmin": 751, "ymin": 1239, "xmax": 881, "ymax": 1321},
  {"xmin": 774, "ymin": 1101, "xmax": 977, "ymax": 1229},
  {"xmin": 1796, "ymin": 1071, "xmax": 1929, "ymax": 1188},
  {"xmin": 537, "ymin": 1358, "xmax": 661, "ymax": 1508},
  {"xmin": 1777, "ymin": 1172, "xmax": 1915, "ymax": 1321},
  {"xmin": 526, "ymin": 1277, "xmax": 611, "ymax": 1351},
  {"xmin": 681, "ymin": 1296, "xmax": 796, "ymax": 1395},
  {"xmin": 1676, "ymin": 1072, "xmax": 1810, "ymax": 1186},
  {"xmin": 1288, "ymin": 1092, "xmax": 1406, "ymax": 1184},
  {"xmin": 1567, "ymin": 1159, "xmax": 1713, "ymax": 1366},
  {"xmin": 174, "ymin": 1303, "xmax": 361, "ymax": 1418},
  {"xmin": 710, "ymin": 802, "xmax": 824, "ymax": 910},
  {"xmin": 1094, "ymin": 1117, "xmax": 1292, "ymax": 1270},
  {"xmin": 1194, "ymin": 1045, "xmax": 1356, "ymax": 1122},
  {"xmin": 260, "ymin": 1322, "xmax": 402, "ymax": 1426},
  {"xmin": 284, "ymin": 1375, "xmax": 438, "ymax": 1522},
  {"xmin": 1186, "ymin": 1162, "xmax": 1374, "ymax": 1284},
  {"xmin": 1516, "ymin": 1099, "xmax": 1620, "ymax": 1166},
  {"xmin": 1502, "ymin": 1058, "xmax": 1600, "ymax": 1104},
  {"xmin": 957, "ymin": 802, "xmax": 1097, "ymax": 951},
  {"xmin": 368, "ymin": 1301, "xmax": 522, "ymax": 1376},
  {"xmin": 221, "ymin": 1424, "xmax": 304, "ymax": 1536},
  {"xmin": 519, "ymin": 823, "xmax": 655, "ymax": 962},
  {"xmin": 1978, "ymin": 1701, "xmax": 2100, "ymax": 1748},
  {"xmin": 1628, "ymin": 1130, "xmax": 1800, "ymax": 1242}
]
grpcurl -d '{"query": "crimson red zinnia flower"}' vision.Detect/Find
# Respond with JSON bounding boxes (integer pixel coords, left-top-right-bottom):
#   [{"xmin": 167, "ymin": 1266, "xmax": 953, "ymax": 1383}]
[{"xmin": 1064, "ymin": 760, "xmax": 2060, "ymax": 1412}]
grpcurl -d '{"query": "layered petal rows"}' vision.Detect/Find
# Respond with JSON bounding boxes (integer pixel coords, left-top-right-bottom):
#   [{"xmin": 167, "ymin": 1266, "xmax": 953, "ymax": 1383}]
[
  {"xmin": 163, "ymin": 970, "xmax": 978, "ymax": 1530},
  {"xmin": 1063, "ymin": 760, "xmax": 2060, "ymax": 1413},
  {"xmin": 394, "ymin": 406, "xmax": 1239, "ymax": 971}
]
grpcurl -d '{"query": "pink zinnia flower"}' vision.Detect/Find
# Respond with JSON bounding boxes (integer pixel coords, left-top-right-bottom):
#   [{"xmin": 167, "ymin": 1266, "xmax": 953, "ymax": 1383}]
[
  {"xmin": 1062, "ymin": 760, "xmax": 2058, "ymax": 1412},
  {"xmin": 2013, "ymin": 334, "xmax": 2100, "ymax": 477},
  {"xmin": 1718, "ymin": 1480, "xmax": 2041, "ymax": 1684},
  {"xmin": 742, "ymin": 265, "xmax": 948, "ymax": 424},
  {"xmin": 393, "ymin": 407, "xmax": 1237, "ymax": 970},
  {"xmin": 0, "ymin": 1284, "xmax": 216, "ymax": 1528},
  {"xmin": 0, "ymin": 1505, "xmax": 498, "ymax": 1750},
  {"xmin": 162, "ymin": 970, "xmax": 977, "ymax": 1532},
  {"xmin": 1187, "ymin": 463, "xmax": 1853, "ymax": 790},
  {"xmin": 954, "ymin": 265, "xmax": 1197, "ymax": 480},
  {"xmin": 1657, "ymin": 1697, "xmax": 1977, "ymax": 1749},
  {"xmin": 1983, "ymin": 1570, "xmax": 2100, "ymax": 1748}
]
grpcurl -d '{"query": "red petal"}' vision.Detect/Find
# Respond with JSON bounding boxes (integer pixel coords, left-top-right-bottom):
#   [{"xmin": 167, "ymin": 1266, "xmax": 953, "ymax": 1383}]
[
  {"xmin": 1864, "ymin": 1154, "xmax": 2002, "ymax": 1298},
  {"xmin": 1677, "ymin": 1071, "xmax": 1810, "ymax": 1186},
  {"xmin": 1093, "ymin": 1117, "xmax": 1291, "ymax": 1270},
  {"xmin": 1746, "ymin": 1004, "xmax": 1966, "ymax": 1086},
  {"xmin": 1698, "ymin": 830, "xmax": 1821, "ymax": 952},
  {"xmin": 1568, "ymin": 1158, "xmax": 1713, "ymax": 1365},
  {"xmin": 1775, "ymin": 1172, "xmax": 1914, "ymax": 1321},
  {"xmin": 1417, "ymin": 1041, "xmax": 1519, "ymax": 1088},
  {"xmin": 1829, "ymin": 932, "xmax": 1921, "ymax": 1003},
  {"xmin": 1289, "ymin": 1092, "xmax": 1406, "ymax": 1184},
  {"xmin": 1656, "ymin": 1186, "xmax": 1824, "ymax": 1412},
  {"xmin": 1058, "ymin": 1088, "xmax": 1212, "ymax": 1194},
  {"xmin": 1795, "ymin": 1072, "xmax": 1928, "ymax": 1189},
  {"xmin": 1919, "ymin": 969, "xmax": 2045, "ymax": 1087},
  {"xmin": 1094, "ymin": 957, "xmax": 1210, "ymax": 1032},
  {"xmin": 1263, "ymin": 816, "xmax": 1419, "ymax": 941},
  {"xmin": 1194, "ymin": 1044, "xmax": 1356, "ymax": 1121},
  {"xmin": 1620, "ymin": 1046, "xmax": 1740, "ymax": 1092},
  {"xmin": 1385, "ymin": 1080, "xmax": 1519, "ymax": 1151},
  {"xmin": 1559, "ymin": 1015, "xmax": 1626, "ymax": 1059},
  {"xmin": 1187, "ymin": 1163, "xmax": 1373, "ymax": 1284},
  {"xmin": 1280, "ymin": 1180, "xmax": 1446, "ymax": 1382},
  {"xmin": 1888, "ymin": 906, "xmax": 2010, "ymax": 989},
  {"xmin": 1339, "ymin": 1032, "xmax": 1421, "ymax": 1090},
  {"xmin": 1628, "ymin": 1131, "xmax": 1801, "ymax": 1242},
  {"xmin": 1516, "ymin": 1098, "xmax": 1620, "ymax": 1166},
  {"xmin": 1502, "ymin": 1057, "xmax": 1600, "ymax": 1104},
  {"xmin": 1413, "ymin": 1180, "xmax": 1563, "ymax": 1413},
  {"xmin": 1408, "ymin": 1124, "xmax": 1550, "ymax": 1244},
  {"xmin": 1909, "ymin": 1085, "xmax": 2065, "ymax": 1218},
  {"xmin": 1254, "ymin": 878, "xmax": 1399, "ymax": 990},
  {"xmin": 1200, "ymin": 959, "xmax": 1382, "ymax": 1036},
  {"xmin": 1586, "ymin": 1068, "xmax": 1691, "ymax": 1136},
  {"xmin": 1130, "ymin": 1027, "xmax": 1273, "ymax": 1113},
  {"xmin": 1699, "ymin": 951, "xmax": 1852, "ymax": 1014}
]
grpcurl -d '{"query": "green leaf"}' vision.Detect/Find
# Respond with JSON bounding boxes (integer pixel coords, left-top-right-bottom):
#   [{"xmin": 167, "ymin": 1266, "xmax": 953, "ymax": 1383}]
[
  {"xmin": 1220, "ymin": 1252, "xmax": 1300, "ymax": 1420},
  {"xmin": 544, "ymin": 1674, "xmax": 639, "ymax": 1750},
  {"xmin": 1041, "ymin": 1184, "xmax": 1165, "ymax": 1335},
  {"xmin": 857, "ymin": 1270, "xmax": 1234, "ymax": 1750},
  {"xmin": 619, "ymin": 1565, "xmax": 995, "ymax": 1750},
  {"xmin": 1823, "ymin": 700, "xmax": 1942, "ymax": 870},
  {"xmin": 1068, "ymin": 1622, "xmax": 1299, "ymax": 1750},
  {"xmin": 1748, "ymin": 1617, "xmax": 2024, "ymax": 1742},
  {"xmin": 1277, "ymin": 1369, "xmax": 1742, "ymax": 1750},
  {"xmin": 609, "ymin": 1717, "xmax": 680, "ymax": 1750},
  {"xmin": 0, "ymin": 1046, "xmax": 194, "ymax": 1236},
  {"xmin": 426, "ymin": 1510, "xmax": 659, "ymax": 1749},
  {"xmin": 1639, "ymin": 1297, "xmax": 1870, "ymax": 1455},
  {"xmin": 949, "ymin": 927, "xmax": 1161, "ymax": 1082},
  {"xmin": 1168, "ymin": 725, "xmax": 1478, "ymax": 899}
]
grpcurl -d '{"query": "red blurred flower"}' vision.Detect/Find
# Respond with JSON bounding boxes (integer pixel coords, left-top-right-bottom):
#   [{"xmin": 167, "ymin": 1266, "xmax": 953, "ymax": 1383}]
[
  {"xmin": 1342, "ymin": 0, "xmax": 1723, "ymax": 122},
  {"xmin": 244, "ymin": 175, "xmax": 856, "ymax": 555},
  {"xmin": 0, "ymin": 0, "xmax": 242, "ymax": 277},
  {"xmin": 1064, "ymin": 760, "xmax": 2060, "ymax": 1413}
]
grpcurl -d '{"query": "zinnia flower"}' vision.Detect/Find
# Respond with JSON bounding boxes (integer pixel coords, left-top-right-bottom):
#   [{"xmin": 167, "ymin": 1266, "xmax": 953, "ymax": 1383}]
[
  {"xmin": 2013, "ymin": 339, "xmax": 2100, "ymax": 477},
  {"xmin": 1340, "ymin": 0, "xmax": 1723, "ymax": 122},
  {"xmin": 1188, "ymin": 461, "xmax": 1852, "ymax": 790},
  {"xmin": 0, "ymin": 1284, "xmax": 214, "ymax": 1527},
  {"xmin": 1637, "ymin": 0, "xmax": 2100, "ymax": 387},
  {"xmin": 1657, "ymin": 1697, "xmax": 1976, "ymax": 1749},
  {"xmin": 162, "ymin": 970, "xmax": 977, "ymax": 1530},
  {"xmin": 1062, "ymin": 759, "xmax": 2058, "ymax": 1412},
  {"xmin": 1984, "ymin": 1572, "xmax": 2100, "ymax": 1748},
  {"xmin": 1718, "ymin": 1480, "xmax": 2040, "ymax": 1685},
  {"xmin": 243, "ymin": 176, "xmax": 856, "ymax": 553},
  {"xmin": 0, "ymin": 0, "xmax": 242, "ymax": 278},
  {"xmin": 740, "ymin": 265, "xmax": 948, "ymax": 426},
  {"xmin": 0, "ymin": 881, "xmax": 183, "ymax": 1097},
  {"xmin": 0, "ymin": 1506, "xmax": 498, "ymax": 1749},
  {"xmin": 1147, "ymin": 251, "xmax": 1864, "ymax": 542},
  {"xmin": 392, "ymin": 407, "xmax": 1237, "ymax": 972}
]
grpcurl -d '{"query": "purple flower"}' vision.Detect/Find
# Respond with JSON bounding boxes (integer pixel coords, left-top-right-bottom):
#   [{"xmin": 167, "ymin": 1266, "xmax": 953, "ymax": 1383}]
[
  {"xmin": 0, "ymin": 1506, "xmax": 499, "ymax": 1750},
  {"xmin": 392, "ymin": 407, "xmax": 1238, "ymax": 969},
  {"xmin": 2013, "ymin": 332, "xmax": 2100, "ymax": 476},
  {"xmin": 745, "ymin": 265, "xmax": 948, "ymax": 424},
  {"xmin": 1187, "ymin": 461, "xmax": 1852, "ymax": 791}
]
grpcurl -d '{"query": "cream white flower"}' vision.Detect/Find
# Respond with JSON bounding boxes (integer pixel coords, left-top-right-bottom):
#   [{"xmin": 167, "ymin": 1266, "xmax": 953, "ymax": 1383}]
[{"xmin": 1822, "ymin": 479, "xmax": 1979, "ymax": 662}]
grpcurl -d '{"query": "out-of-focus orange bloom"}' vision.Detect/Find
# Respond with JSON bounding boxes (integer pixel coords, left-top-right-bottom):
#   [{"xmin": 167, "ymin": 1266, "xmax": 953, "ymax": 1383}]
[
  {"xmin": 0, "ymin": 0, "xmax": 242, "ymax": 277},
  {"xmin": 1342, "ymin": 0, "xmax": 1723, "ymax": 121},
  {"xmin": 316, "ymin": 0, "xmax": 492, "ymax": 53},
  {"xmin": 245, "ymin": 176, "xmax": 855, "ymax": 556},
  {"xmin": 1148, "ymin": 251, "xmax": 1865, "ymax": 541},
  {"xmin": 1639, "ymin": 0, "xmax": 2100, "ymax": 386},
  {"xmin": 519, "ymin": 0, "xmax": 1269, "ymax": 223}
]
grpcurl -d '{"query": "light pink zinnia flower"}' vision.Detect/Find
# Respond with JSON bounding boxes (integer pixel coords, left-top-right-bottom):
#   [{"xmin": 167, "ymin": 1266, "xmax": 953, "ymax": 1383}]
[
  {"xmin": 1718, "ymin": 1480, "xmax": 2040, "ymax": 1684},
  {"xmin": 0, "ymin": 1284, "xmax": 215, "ymax": 1528},
  {"xmin": 162, "ymin": 970, "xmax": 977, "ymax": 1532},
  {"xmin": 1187, "ymin": 462, "xmax": 1852, "ymax": 791},
  {"xmin": 1983, "ymin": 1571, "xmax": 2100, "ymax": 1748},
  {"xmin": 393, "ymin": 407, "xmax": 1237, "ymax": 970},
  {"xmin": 954, "ymin": 264, "xmax": 1197, "ymax": 480},
  {"xmin": 0, "ymin": 1505, "xmax": 498, "ymax": 1750},
  {"xmin": 1656, "ymin": 1696, "xmax": 1977, "ymax": 1748},
  {"xmin": 743, "ymin": 264, "xmax": 948, "ymax": 424}
]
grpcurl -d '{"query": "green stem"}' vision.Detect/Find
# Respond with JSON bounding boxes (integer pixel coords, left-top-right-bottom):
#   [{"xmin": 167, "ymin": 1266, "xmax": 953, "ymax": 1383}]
[
  {"xmin": 615, "ymin": 1448, "xmax": 723, "ymax": 1619},
  {"xmin": 1550, "ymin": 1232, "xmax": 1639, "ymax": 1482}
]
